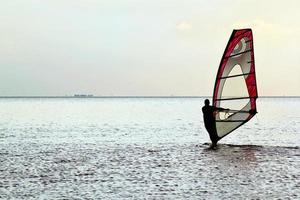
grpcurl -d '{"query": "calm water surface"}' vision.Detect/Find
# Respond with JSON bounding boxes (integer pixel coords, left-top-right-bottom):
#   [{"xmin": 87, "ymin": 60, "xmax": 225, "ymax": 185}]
[{"xmin": 0, "ymin": 98, "xmax": 299, "ymax": 199}]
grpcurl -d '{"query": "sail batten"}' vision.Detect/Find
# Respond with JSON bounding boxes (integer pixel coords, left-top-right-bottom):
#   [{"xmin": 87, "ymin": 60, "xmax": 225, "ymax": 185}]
[
  {"xmin": 218, "ymin": 72, "xmax": 254, "ymax": 79},
  {"xmin": 225, "ymin": 49, "xmax": 253, "ymax": 58},
  {"xmin": 212, "ymin": 29, "xmax": 258, "ymax": 140},
  {"xmin": 216, "ymin": 120, "xmax": 248, "ymax": 122},
  {"xmin": 216, "ymin": 96, "xmax": 257, "ymax": 101}
]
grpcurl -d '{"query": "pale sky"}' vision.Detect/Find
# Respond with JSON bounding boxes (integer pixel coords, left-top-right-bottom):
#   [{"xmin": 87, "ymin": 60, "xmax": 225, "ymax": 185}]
[{"xmin": 0, "ymin": 0, "xmax": 299, "ymax": 96}]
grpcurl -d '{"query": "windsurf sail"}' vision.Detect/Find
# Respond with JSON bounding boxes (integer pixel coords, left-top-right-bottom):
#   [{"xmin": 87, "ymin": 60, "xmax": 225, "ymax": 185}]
[{"xmin": 213, "ymin": 29, "xmax": 258, "ymax": 140}]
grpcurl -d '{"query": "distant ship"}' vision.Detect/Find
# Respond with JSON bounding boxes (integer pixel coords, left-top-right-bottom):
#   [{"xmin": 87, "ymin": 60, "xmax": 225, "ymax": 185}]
[{"xmin": 73, "ymin": 94, "xmax": 94, "ymax": 97}]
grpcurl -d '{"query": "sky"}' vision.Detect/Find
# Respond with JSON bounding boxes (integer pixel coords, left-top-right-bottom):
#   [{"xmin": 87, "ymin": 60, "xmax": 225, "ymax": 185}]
[{"xmin": 0, "ymin": 0, "xmax": 299, "ymax": 96}]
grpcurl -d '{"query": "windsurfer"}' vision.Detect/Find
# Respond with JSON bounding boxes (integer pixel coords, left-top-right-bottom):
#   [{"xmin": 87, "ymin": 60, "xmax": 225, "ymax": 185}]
[{"xmin": 202, "ymin": 99, "xmax": 228, "ymax": 148}]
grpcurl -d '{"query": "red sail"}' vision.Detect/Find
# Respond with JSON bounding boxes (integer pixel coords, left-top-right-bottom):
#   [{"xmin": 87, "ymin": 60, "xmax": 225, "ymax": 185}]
[{"xmin": 212, "ymin": 29, "xmax": 258, "ymax": 140}]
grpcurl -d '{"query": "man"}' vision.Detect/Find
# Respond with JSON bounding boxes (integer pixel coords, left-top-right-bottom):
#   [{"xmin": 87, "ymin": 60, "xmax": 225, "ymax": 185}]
[{"xmin": 202, "ymin": 99, "xmax": 228, "ymax": 148}]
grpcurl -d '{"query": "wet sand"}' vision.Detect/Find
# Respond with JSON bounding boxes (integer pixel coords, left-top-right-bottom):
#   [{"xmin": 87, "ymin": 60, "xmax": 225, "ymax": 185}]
[{"xmin": 1, "ymin": 142, "xmax": 299, "ymax": 199}]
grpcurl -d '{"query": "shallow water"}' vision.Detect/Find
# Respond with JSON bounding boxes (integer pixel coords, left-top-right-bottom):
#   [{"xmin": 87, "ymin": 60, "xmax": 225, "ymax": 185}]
[{"xmin": 0, "ymin": 98, "xmax": 299, "ymax": 199}]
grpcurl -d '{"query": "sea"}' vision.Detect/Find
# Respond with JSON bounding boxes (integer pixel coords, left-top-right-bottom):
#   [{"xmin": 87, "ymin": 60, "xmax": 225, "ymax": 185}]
[{"xmin": 0, "ymin": 97, "xmax": 299, "ymax": 199}]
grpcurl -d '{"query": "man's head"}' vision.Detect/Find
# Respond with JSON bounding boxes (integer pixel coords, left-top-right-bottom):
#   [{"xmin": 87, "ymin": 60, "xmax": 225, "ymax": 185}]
[{"xmin": 204, "ymin": 99, "xmax": 210, "ymax": 106}]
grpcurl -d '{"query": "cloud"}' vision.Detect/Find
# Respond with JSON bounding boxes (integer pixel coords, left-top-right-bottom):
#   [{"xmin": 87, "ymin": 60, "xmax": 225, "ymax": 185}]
[{"xmin": 176, "ymin": 21, "xmax": 192, "ymax": 31}]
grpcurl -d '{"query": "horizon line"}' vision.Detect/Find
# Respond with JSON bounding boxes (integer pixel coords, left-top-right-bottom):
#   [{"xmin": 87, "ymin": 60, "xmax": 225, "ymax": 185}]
[{"xmin": 0, "ymin": 95, "xmax": 299, "ymax": 98}]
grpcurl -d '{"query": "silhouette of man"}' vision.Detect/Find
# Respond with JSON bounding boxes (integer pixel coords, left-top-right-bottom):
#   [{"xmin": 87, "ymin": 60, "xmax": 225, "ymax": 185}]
[{"xmin": 202, "ymin": 99, "xmax": 228, "ymax": 148}]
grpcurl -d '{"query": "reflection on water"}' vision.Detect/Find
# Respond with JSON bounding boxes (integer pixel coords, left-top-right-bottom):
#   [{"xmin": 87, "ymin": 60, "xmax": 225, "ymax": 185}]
[
  {"xmin": 0, "ymin": 98, "xmax": 299, "ymax": 199},
  {"xmin": 0, "ymin": 97, "xmax": 299, "ymax": 146},
  {"xmin": 204, "ymin": 144, "xmax": 259, "ymax": 167}
]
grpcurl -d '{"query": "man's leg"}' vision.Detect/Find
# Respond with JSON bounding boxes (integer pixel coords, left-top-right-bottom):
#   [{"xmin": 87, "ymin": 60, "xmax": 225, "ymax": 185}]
[{"xmin": 209, "ymin": 125, "xmax": 218, "ymax": 148}]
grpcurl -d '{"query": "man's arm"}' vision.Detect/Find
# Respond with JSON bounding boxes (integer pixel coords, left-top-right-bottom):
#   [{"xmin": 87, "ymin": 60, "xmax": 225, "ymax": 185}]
[{"xmin": 215, "ymin": 107, "xmax": 229, "ymax": 112}]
